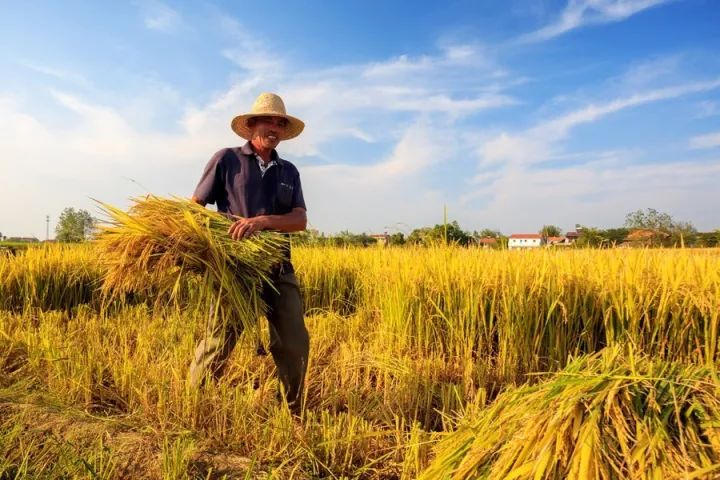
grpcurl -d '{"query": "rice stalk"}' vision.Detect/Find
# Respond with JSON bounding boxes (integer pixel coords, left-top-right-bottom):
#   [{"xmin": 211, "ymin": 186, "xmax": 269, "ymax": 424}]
[
  {"xmin": 420, "ymin": 346, "xmax": 720, "ymax": 480},
  {"xmin": 95, "ymin": 196, "xmax": 287, "ymax": 333}
]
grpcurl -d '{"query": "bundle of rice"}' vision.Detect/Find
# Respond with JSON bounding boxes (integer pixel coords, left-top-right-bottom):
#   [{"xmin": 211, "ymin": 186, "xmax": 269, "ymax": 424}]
[
  {"xmin": 95, "ymin": 196, "xmax": 286, "ymax": 329},
  {"xmin": 420, "ymin": 347, "xmax": 720, "ymax": 480}
]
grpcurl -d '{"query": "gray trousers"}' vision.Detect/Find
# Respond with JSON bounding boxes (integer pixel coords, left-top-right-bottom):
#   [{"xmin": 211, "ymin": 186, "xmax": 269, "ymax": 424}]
[{"xmin": 189, "ymin": 272, "xmax": 309, "ymax": 407}]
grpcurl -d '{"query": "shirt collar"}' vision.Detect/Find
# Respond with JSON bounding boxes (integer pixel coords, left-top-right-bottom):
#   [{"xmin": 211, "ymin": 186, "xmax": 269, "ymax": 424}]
[{"xmin": 240, "ymin": 141, "xmax": 283, "ymax": 166}]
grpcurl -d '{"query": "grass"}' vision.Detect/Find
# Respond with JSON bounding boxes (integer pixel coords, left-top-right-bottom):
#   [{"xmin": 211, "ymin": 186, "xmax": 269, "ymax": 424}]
[{"xmin": 0, "ymin": 232, "xmax": 718, "ymax": 478}]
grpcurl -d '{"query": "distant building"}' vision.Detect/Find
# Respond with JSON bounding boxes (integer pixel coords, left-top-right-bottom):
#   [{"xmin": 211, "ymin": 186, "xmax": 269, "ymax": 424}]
[
  {"xmin": 565, "ymin": 231, "xmax": 580, "ymax": 243},
  {"xmin": 624, "ymin": 229, "xmax": 669, "ymax": 247},
  {"xmin": 476, "ymin": 237, "xmax": 498, "ymax": 249},
  {"xmin": 509, "ymin": 233, "xmax": 543, "ymax": 249},
  {"xmin": 369, "ymin": 233, "xmax": 389, "ymax": 247},
  {"xmin": 547, "ymin": 236, "xmax": 570, "ymax": 246}
]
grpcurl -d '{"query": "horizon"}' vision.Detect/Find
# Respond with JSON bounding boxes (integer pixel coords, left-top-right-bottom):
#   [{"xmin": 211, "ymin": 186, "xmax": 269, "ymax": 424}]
[{"xmin": 1, "ymin": 0, "xmax": 719, "ymax": 238}]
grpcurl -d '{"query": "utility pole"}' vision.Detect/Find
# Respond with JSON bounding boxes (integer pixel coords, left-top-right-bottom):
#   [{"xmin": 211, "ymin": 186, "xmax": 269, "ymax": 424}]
[
  {"xmin": 443, "ymin": 204, "xmax": 448, "ymax": 245},
  {"xmin": 46, "ymin": 215, "xmax": 49, "ymax": 241}
]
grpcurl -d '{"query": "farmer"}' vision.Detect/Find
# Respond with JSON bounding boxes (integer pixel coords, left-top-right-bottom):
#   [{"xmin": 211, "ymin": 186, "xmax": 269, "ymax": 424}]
[{"xmin": 188, "ymin": 92, "xmax": 309, "ymax": 411}]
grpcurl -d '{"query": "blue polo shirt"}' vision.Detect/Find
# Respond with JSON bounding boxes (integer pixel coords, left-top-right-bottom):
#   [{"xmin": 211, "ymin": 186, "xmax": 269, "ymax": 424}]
[{"xmin": 193, "ymin": 142, "xmax": 306, "ymax": 269}]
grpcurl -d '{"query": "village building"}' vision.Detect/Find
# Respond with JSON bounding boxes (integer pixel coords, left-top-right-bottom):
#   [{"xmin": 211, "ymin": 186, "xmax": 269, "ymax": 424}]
[
  {"xmin": 476, "ymin": 237, "xmax": 498, "ymax": 249},
  {"xmin": 369, "ymin": 233, "xmax": 389, "ymax": 246},
  {"xmin": 508, "ymin": 233, "xmax": 543, "ymax": 249}
]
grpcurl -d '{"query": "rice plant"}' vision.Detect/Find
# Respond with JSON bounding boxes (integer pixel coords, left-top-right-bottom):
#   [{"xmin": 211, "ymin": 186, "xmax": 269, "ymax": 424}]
[
  {"xmin": 420, "ymin": 346, "xmax": 720, "ymax": 480},
  {"xmin": 1, "ymin": 237, "xmax": 718, "ymax": 478},
  {"xmin": 95, "ymin": 195, "xmax": 287, "ymax": 332}
]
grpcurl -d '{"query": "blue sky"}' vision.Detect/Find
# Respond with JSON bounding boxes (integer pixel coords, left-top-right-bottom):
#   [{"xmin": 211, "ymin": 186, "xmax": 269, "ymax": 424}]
[{"xmin": 1, "ymin": 0, "xmax": 719, "ymax": 238}]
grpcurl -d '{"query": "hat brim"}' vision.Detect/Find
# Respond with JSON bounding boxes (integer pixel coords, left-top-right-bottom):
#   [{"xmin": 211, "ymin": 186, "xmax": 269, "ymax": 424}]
[{"xmin": 231, "ymin": 113, "xmax": 305, "ymax": 141}]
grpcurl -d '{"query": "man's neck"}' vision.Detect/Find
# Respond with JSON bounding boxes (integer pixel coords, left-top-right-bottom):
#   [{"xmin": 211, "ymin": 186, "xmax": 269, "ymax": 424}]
[{"xmin": 250, "ymin": 140, "xmax": 274, "ymax": 163}]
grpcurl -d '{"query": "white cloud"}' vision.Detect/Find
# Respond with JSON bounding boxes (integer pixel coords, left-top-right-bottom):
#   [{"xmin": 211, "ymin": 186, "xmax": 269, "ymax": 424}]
[
  {"xmin": 459, "ymin": 155, "xmax": 720, "ymax": 232},
  {"xmin": 3, "ymin": 9, "xmax": 719, "ymax": 238},
  {"xmin": 689, "ymin": 131, "xmax": 720, "ymax": 150},
  {"xmin": 520, "ymin": 0, "xmax": 671, "ymax": 43},
  {"xmin": 141, "ymin": 1, "xmax": 181, "ymax": 32},
  {"xmin": 463, "ymin": 78, "xmax": 720, "ymax": 231},
  {"xmin": 478, "ymin": 78, "xmax": 720, "ymax": 168},
  {"xmin": 18, "ymin": 60, "xmax": 91, "ymax": 88},
  {"xmin": 696, "ymin": 100, "xmax": 720, "ymax": 118},
  {"xmin": 301, "ymin": 122, "xmax": 452, "ymax": 233}
]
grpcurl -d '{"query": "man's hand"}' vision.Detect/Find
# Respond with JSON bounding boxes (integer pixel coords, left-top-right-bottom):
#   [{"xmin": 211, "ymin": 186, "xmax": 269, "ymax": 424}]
[{"xmin": 228, "ymin": 216, "xmax": 267, "ymax": 240}]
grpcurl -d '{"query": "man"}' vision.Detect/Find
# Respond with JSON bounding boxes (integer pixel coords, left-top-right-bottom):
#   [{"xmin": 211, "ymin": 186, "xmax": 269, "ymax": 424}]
[{"xmin": 188, "ymin": 92, "xmax": 309, "ymax": 411}]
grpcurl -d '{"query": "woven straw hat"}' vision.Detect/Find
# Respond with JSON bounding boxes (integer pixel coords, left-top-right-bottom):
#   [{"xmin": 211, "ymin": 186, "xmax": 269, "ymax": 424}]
[{"xmin": 231, "ymin": 92, "xmax": 305, "ymax": 141}]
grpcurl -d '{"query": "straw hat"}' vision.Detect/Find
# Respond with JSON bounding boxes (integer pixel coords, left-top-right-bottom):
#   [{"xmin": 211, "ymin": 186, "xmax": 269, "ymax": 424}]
[{"xmin": 231, "ymin": 92, "xmax": 305, "ymax": 141}]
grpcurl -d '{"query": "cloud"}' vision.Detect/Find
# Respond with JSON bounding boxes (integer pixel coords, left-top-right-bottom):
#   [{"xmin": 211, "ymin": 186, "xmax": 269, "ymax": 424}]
[
  {"xmin": 18, "ymin": 60, "xmax": 91, "ymax": 88},
  {"xmin": 520, "ymin": 0, "xmax": 671, "ymax": 43},
  {"xmin": 459, "ymin": 154, "xmax": 720, "ymax": 232},
  {"xmin": 300, "ymin": 121, "xmax": 452, "ymax": 232},
  {"xmin": 689, "ymin": 131, "xmax": 720, "ymax": 150},
  {"xmin": 478, "ymin": 78, "xmax": 720, "ymax": 168},
  {"xmin": 140, "ymin": 1, "xmax": 181, "ymax": 32},
  {"xmin": 696, "ymin": 100, "xmax": 720, "ymax": 118},
  {"xmin": 463, "ymin": 78, "xmax": 720, "ymax": 231},
  {"xmin": 3, "ymin": 8, "xmax": 719, "ymax": 237}
]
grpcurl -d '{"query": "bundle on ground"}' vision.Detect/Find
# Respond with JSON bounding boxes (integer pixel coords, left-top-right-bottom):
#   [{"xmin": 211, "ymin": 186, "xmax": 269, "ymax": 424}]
[
  {"xmin": 420, "ymin": 346, "xmax": 720, "ymax": 480},
  {"xmin": 95, "ymin": 196, "xmax": 286, "ymax": 330}
]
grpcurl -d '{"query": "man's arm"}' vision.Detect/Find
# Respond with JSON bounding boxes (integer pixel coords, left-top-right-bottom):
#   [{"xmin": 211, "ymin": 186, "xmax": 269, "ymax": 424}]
[
  {"xmin": 191, "ymin": 195, "xmax": 207, "ymax": 207},
  {"xmin": 228, "ymin": 207, "xmax": 307, "ymax": 241}
]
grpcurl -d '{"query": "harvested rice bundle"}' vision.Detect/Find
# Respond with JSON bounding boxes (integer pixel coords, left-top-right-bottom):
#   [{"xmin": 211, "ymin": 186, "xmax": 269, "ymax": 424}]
[
  {"xmin": 95, "ymin": 196, "xmax": 286, "ymax": 329},
  {"xmin": 420, "ymin": 346, "xmax": 720, "ymax": 480}
]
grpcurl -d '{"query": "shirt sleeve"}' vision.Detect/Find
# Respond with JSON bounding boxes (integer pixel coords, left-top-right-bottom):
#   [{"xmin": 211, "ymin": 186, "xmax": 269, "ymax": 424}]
[
  {"xmin": 292, "ymin": 171, "xmax": 307, "ymax": 211},
  {"xmin": 193, "ymin": 150, "xmax": 225, "ymax": 205}
]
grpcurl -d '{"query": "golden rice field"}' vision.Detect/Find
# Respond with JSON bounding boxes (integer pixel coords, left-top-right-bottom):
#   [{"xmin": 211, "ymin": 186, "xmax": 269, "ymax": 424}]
[{"xmin": 1, "ymin": 244, "xmax": 719, "ymax": 479}]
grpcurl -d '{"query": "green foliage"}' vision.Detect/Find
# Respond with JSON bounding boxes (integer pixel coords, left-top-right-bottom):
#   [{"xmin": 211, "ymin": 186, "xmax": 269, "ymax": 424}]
[
  {"xmin": 624, "ymin": 208, "xmax": 697, "ymax": 247},
  {"xmin": 602, "ymin": 227, "xmax": 629, "ymax": 245},
  {"xmin": 624, "ymin": 207, "xmax": 675, "ymax": 231},
  {"xmin": 328, "ymin": 230, "xmax": 376, "ymax": 247},
  {"xmin": 696, "ymin": 230, "xmax": 720, "ymax": 247},
  {"xmin": 388, "ymin": 232, "xmax": 405, "ymax": 246},
  {"xmin": 576, "ymin": 227, "xmax": 630, "ymax": 247},
  {"xmin": 408, "ymin": 220, "xmax": 471, "ymax": 246},
  {"xmin": 55, "ymin": 208, "xmax": 95, "ymax": 243},
  {"xmin": 290, "ymin": 229, "xmax": 324, "ymax": 246},
  {"xmin": 539, "ymin": 224, "xmax": 562, "ymax": 239},
  {"xmin": 476, "ymin": 229, "xmax": 501, "ymax": 239}
]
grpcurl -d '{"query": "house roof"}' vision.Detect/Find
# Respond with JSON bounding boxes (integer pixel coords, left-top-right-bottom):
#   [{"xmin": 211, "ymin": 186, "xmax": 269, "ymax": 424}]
[
  {"xmin": 547, "ymin": 236, "xmax": 565, "ymax": 243},
  {"xmin": 565, "ymin": 231, "xmax": 580, "ymax": 238},
  {"xmin": 478, "ymin": 237, "xmax": 497, "ymax": 244},
  {"xmin": 510, "ymin": 234, "xmax": 542, "ymax": 239},
  {"xmin": 627, "ymin": 229, "xmax": 669, "ymax": 241}
]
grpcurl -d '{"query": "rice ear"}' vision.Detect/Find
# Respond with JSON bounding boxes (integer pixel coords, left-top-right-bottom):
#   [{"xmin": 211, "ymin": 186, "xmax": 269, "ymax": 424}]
[{"xmin": 94, "ymin": 195, "xmax": 286, "ymax": 332}]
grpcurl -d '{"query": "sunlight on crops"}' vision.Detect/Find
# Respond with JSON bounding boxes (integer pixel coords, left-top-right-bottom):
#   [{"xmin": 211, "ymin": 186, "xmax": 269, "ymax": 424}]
[{"xmin": 1, "ymin": 244, "xmax": 719, "ymax": 478}]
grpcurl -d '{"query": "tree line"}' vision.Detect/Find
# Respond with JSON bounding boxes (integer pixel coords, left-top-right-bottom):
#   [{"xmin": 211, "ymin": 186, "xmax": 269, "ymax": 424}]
[{"xmin": 45, "ymin": 207, "xmax": 720, "ymax": 248}]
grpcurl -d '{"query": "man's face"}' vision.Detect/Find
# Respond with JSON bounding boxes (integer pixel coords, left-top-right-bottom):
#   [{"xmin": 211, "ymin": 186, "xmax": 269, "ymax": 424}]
[{"xmin": 249, "ymin": 116, "xmax": 288, "ymax": 150}]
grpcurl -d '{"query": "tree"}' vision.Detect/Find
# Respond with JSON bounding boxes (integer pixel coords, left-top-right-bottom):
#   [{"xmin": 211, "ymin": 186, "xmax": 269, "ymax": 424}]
[
  {"xmin": 624, "ymin": 208, "xmax": 674, "ymax": 232},
  {"xmin": 388, "ymin": 232, "xmax": 405, "ymax": 246},
  {"xmin": 669, "ymin": 221, "xmax": 697, "ymax": 247},
  {"xmin": 55, "ymin": 208, "xmax": 95, "ymax": 243},
  {"xmin": 408, "ymin": 221, "xmax": 471, "ymax": 246},
  {"xmin": 624, "ymin": 208, "xmax": 697, "ymax": 247},
  {"xmin": 576, "ymin": 227, "xmax": 605, "ymax": 248},
  {"xmin": 539, "ymin": 225, "xmax": 562, "ymax": 241},
  {"xmin": 476, "ymin": 228, "xmax": 501, "ymax": 239},
  {"xmin": 601, "ymin": 228, "xmax": 629, "ymax": 246}
]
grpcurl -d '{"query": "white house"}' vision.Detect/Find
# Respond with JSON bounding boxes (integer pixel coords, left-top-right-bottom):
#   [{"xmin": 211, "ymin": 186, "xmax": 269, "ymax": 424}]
[{"xmin": 508, "ymin": 233, "xmax": 543, "ymax": 249}]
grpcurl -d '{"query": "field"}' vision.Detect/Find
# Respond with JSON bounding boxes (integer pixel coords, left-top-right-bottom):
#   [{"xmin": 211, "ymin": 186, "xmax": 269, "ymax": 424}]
[{"xmin": 1, "ymin": 244, "xmax": 719, "ymax": 479}]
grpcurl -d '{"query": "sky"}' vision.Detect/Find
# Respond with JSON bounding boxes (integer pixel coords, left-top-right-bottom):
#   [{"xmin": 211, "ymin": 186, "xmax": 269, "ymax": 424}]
[{"xmin": 1, "ymin": 0, "xmax": 719, "ymax": 239}]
